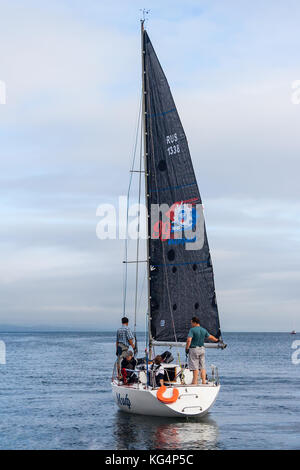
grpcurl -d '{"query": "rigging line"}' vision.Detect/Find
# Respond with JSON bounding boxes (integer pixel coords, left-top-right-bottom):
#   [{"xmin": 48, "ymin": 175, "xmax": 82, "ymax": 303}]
[
  {"xmin": 137, "ymin": 267, "xmax": 147, "ymax": 313},
  {"xmin": 122, "ymin": 92, "xmax": 143, "ymax": 317},
  {"xmin": 136, "ymin": 265, "xmax": 147, "ymax": 349},
  {"xmin": 133, "ymin": 113, "xmax": 143, "ymax": 334},
  {"xmin": 139, "ymin": 264, "xmax": 148, "ymax": 350},
  {"xmin": 145, "ymin": 65, "xmax": 180, "ymax": 354}
]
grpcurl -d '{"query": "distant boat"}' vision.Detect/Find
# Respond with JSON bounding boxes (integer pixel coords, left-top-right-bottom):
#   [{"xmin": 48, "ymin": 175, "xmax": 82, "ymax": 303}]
[
  {"xmin": 290, "ymin": 330, "xmax": 296, "ymax": 335},
  {"xmin": 111, "ymin": 18, "xmax": 226, "ymax": 418}
]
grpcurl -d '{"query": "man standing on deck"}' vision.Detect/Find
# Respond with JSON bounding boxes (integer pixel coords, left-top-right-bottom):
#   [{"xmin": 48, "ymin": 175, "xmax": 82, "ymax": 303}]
[
  {"xmin": 116, "ymin": 317, "xmax": 136, "ymax": 376},
  {"xmin": 185, "ymin": 316, "xmax": 219, "ymax": 385}
]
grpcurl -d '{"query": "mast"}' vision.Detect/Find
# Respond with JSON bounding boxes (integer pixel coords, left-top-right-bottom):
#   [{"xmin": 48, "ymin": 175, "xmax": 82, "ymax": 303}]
[{"xmin": 141, "ymin": 20, "xmax": 152, "ymax": 356}]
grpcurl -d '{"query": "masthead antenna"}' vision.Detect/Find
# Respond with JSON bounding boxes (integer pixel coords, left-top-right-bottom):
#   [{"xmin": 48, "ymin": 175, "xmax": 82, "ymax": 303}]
[{"xmin": 140, "ymin": 8, "xmax": 150, "ymax": 26}]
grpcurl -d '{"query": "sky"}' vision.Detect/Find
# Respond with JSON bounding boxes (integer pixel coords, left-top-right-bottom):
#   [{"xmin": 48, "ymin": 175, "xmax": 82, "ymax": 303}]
[{"xmin": 0, "ymin": 0, "xmax": 300, "ymax": 331}]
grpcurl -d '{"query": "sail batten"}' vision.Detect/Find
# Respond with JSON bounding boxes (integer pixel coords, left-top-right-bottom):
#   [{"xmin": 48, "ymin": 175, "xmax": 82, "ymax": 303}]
[{"xmin": 143, "ymin": 29, "xmax": 222, "ymax": 344}]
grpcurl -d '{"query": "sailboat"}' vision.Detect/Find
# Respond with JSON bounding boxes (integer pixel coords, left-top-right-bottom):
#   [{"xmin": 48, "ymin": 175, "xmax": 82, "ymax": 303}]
[{"xmin": 111, "ymin": 19, "xmax": 226, "ymax": 418}]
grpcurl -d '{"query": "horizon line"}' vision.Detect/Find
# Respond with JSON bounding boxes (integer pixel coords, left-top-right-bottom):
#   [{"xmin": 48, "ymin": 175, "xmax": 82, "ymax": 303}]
[{"xmin": 0, "ymin": 328, "xmax": 297, "ymax": 334}]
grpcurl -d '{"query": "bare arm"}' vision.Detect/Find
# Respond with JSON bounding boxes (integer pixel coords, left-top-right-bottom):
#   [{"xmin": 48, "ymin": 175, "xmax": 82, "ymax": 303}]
[
  {"xmin": 207, "ymin": 334, "xmax": 219, "ymax": 342},
  {"xmin": 186, "ymin": 336, "xmax": 192, "ymax": 351}
]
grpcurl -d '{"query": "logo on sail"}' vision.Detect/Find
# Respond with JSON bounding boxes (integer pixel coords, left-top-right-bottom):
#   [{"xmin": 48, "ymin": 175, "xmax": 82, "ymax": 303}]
[
  {"xmin": 171, "ymin": 202, "xmax": 196, "ymax": 232},
  {"xmin": 152, "ymin": 198, "xmax": 198, "ymax": 242}
]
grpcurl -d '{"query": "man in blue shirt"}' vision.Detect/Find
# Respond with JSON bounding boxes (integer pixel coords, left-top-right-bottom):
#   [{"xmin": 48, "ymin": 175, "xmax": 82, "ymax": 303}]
[{"xmin": 185, "ymin": 316, "xmax": 219, "ymax": 384}]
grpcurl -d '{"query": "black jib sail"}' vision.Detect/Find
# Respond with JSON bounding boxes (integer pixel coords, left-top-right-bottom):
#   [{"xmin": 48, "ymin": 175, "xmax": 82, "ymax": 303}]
[{"xmin": 142, "ymin": 28, "xmax": 222, "ymax": 344}]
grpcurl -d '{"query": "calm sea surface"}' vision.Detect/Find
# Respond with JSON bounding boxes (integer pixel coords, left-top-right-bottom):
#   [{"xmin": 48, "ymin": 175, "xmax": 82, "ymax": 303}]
[{"xmin": 0, "ymin": 332, "xmax": 299, "ymax": 450}]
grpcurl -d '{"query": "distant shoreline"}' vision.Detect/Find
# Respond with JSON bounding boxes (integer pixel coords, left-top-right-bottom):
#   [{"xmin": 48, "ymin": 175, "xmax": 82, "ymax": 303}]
[{"xmin": 0, "ymin": 328, "xmax": 297, "ymax": 334}]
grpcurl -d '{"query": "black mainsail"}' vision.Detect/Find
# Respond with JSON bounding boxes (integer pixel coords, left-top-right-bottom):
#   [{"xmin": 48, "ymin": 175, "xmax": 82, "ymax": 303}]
[{"xmin": 142, "ymin": 24, "xmax": 222, "ymax": 345}]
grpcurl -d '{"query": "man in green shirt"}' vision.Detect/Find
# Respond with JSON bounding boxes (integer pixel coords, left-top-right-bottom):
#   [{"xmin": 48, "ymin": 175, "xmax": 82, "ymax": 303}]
[{"xmin": 185, "ymin": 316, "xmax": 219, "ymax": 384}]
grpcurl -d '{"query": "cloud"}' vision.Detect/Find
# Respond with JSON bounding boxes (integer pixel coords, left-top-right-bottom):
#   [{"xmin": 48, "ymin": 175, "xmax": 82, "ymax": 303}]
[{"xmin": 0, "ymin": 0, "xmax": 299, "ymax": 330}]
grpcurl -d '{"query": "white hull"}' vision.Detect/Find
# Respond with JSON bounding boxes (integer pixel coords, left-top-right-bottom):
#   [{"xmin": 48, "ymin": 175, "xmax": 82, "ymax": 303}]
[{"xmin": 112, "ymin": 381, "xmax": 220, "ymax": 418}]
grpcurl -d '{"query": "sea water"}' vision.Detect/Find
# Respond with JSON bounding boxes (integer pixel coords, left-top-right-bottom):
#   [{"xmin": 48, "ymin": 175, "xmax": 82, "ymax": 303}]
[{"xmin": 0, "ymin": 332, "xmax": 299, "ymax": 450}]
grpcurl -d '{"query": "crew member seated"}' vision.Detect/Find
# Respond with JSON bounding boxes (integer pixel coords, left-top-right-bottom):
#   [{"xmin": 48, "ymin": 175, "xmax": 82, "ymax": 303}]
[
  {"xmin": 120, "ymin": 350, "xmax": 138, "ymax": 385},
  {"xmin": 150, "ymin": 355, "xmax": 165, "ymax": 388}
]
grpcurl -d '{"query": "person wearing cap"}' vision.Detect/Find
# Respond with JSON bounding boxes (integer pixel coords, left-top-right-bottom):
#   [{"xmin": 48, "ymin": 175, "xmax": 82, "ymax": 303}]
[{"xmin": 185, "ymin": 316, "xmax": 219, "ymax": 385}]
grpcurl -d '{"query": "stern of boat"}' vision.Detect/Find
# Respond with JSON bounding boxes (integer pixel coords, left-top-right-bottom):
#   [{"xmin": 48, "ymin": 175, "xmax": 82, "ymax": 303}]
[{"xmin": 111, "ymin": 363, "xmax": 221, "ymax": 418}]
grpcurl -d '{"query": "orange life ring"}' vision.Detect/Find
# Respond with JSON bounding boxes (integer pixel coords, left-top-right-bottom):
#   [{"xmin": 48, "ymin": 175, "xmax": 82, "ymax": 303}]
[{"xmin": 157, "ymin": 385, "xmax": 179, "ymax": 404}]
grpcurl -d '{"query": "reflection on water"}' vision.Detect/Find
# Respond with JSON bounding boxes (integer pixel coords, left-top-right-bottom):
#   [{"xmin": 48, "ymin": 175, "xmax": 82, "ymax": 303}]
[{"xmin": 113, "ymin": 411, "xmax": 219, "ymax": 450}]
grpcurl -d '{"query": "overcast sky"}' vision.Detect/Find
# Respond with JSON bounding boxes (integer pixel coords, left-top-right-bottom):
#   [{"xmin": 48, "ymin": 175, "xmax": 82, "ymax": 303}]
[{"xmin": 0, "ymin": 0, "xmax": 299, "ymax": 331}]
